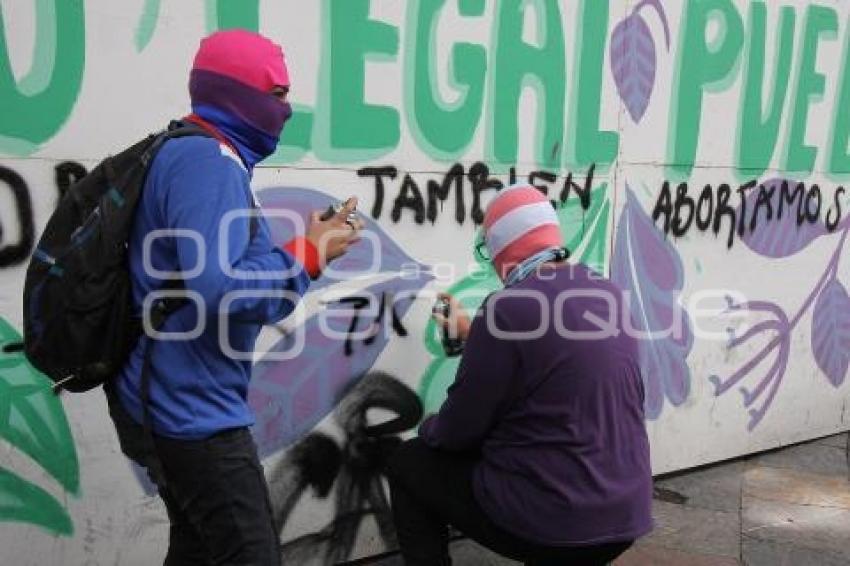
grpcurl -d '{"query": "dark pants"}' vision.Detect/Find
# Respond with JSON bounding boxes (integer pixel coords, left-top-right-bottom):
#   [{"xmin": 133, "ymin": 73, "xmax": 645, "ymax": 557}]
[
  {"xmin": 385, "ymin": 439, "xmax": 632, "ymax": 566},
  {"xmin": 105, "ymin": 387, "xmax": 280, "ymax": 566}
]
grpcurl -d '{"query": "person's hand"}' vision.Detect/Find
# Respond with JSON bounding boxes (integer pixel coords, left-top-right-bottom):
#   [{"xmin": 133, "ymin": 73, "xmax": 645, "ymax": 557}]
[
  {"xmin": 432, "ymin": 292, "xmax": 472, "ymax": 342},
  {"xmin": 306, "ymin": 197, "xmax": 364, "ymax": 267}
]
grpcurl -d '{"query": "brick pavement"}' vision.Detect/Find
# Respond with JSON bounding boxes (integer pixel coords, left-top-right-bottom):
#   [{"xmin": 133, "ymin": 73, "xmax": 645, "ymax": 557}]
[{"xmin": 367, "ymin": 432, "xmax": 850, "ymax": 565}]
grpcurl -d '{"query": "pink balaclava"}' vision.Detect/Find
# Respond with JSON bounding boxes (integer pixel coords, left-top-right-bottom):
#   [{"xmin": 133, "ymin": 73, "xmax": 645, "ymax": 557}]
[
  {"xmin": 193, "ymin": 29, "xmax": 289, "ymax": 92},
  {"xmin": 189, "ymin": 30, "xmax": 292, "ymax": 169},
  {"xmin": 483, "ymin": 185, "xmax": 563, "ymax": 281}
]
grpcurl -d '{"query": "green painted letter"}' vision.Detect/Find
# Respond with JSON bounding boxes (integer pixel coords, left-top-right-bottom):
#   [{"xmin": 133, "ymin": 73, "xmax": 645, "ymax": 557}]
[
  {"xmin": 314, "ymin": 0, "xmax": 400, "ymax": 161},
  {"xmin": 784, "ymin": 5, "xmax": 838, "ymax": 174},
  {"xmin": 406, "ymin": 0, "xmax": 486, "ymax": 159},
  {"xmin": 737, "ymin": 4, "xmax": 795, "ymax": 178},
  {"xmin": 489, "ymin": 0, "xmax": 566, "ymax": 169},
  {"xmin": 669, "ymin": 0, "xmax": 744, "ymax": 178},
  {"xmin": 209, "ymin": 0, "xmax": 259, "ymax": 31},
  {"xmin": 569, "ymin": 0, "xmax": 618, "ymax": 170},
  {"xmin": 0, "ymin": 0, "xmax": 85, "ymax": 154},
  {"xmin": 828, "ymin": 19, "xmax": 850, "ymax": 177}
]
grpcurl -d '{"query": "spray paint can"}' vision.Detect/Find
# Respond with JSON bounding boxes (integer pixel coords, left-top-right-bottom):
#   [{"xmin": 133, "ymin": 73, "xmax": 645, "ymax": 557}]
[{"xmin": 433, "ymin": 298, "xmax": 464, "ymax": 357}]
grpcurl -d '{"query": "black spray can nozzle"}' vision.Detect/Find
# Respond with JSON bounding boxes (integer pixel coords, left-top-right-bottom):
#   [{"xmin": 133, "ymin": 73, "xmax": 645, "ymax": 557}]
[
  {"xmin": 319, "ymin": 203, "xmax": 341, "ymax": 221},
  {"xmin": 433, "ymin": 298, "xmax": 464, "ymax": 358}
]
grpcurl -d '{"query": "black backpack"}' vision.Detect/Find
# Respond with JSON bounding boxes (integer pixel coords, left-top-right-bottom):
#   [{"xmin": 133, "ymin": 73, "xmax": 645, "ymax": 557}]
[{"xmin": 22, "ymin": 121, "xmax": 214, "ymax": 393}]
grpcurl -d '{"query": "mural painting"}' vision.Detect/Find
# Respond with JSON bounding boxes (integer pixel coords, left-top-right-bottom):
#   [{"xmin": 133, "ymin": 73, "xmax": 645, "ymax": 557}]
[{"xmin": 1, "ymin": 1, "xmax": 849, "ymax": 563}]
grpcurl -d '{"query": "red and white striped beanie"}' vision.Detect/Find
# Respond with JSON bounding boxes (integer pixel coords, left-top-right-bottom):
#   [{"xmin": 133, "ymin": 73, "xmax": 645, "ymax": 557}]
[{"xmin": 483, "ymin": 184, "xmax": 562, "ymax": 280}]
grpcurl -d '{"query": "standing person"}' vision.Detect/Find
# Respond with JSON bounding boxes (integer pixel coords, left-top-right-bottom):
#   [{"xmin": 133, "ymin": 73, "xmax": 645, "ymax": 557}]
[
  {"xmin": 386, "ymin": 185, "xmax": 653, "ymax": 565},
  {"xmin": 106, "ymin": 30, "xmax": 362, "ymax": 565}
]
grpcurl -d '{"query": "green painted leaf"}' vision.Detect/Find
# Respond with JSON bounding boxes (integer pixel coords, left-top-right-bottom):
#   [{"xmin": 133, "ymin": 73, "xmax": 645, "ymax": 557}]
[
  {"xmin": 134, "ymin": 0, "xmax": 161, "ymax": 52},
  {"xmin": 0, "ymin": 466, "xmax": 73, "ymax": 536},
  {"xmin": 418, "ymin": 354, "xmax": 462, "ymax": 414},
  {"xmin": 559, "ymin": 182, "xmax": 611, "ymax": 273},
  {"xmin": 0, "ymin": 318, "xmax": 79, "ymax": 494}
]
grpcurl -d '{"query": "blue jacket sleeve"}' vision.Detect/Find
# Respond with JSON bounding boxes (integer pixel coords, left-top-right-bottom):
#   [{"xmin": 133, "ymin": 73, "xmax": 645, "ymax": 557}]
[
  {"xmin": 160, "ymin": 150, "xmax": 311, "ymax": 324},
  {"xmin": 418, "ymin": 301, "xmax": 520, "ymax": 451}
]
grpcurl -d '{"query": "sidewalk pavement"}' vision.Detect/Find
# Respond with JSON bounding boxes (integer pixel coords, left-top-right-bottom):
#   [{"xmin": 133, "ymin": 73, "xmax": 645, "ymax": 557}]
[{"xmin": 368, "ymin": 432, "xmax": 850, "ymax": 565}]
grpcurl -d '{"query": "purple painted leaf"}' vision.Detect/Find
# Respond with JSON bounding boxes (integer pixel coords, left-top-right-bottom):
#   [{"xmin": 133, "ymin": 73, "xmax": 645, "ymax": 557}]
[
  {"xmin": 612, "ymin": 187, "xmax": 693, "ymax": 419},
  {"xmin": 610, "ymin": 13, "xmax": 656, "ymax": 123},
  {"xmin": 738, "ymin": 179, "xmax": 829, "ymax": 258},
  {"xmin": 634, "ymin": 0, "xmax": 672, "ymax": 48},
  {"xmin": 258, "ymin": 187, "xmax": 428, "ymax": 291},
  {"xmin": 248, "ymin": 273, "xmax": 433, "ymax": 459},
  {"xmin": 812, "ymin": 278, "xmax": 850, "ymax": 387},
  {"xmin": 132, "ymin": 186, "xmax": 433, "ymax": 490}
]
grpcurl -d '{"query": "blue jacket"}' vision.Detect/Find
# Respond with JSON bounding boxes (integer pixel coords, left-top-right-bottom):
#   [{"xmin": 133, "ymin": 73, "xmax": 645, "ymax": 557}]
[{"xmin": 116, "ymin": 135, "xmax": 311, "ymax": 439}]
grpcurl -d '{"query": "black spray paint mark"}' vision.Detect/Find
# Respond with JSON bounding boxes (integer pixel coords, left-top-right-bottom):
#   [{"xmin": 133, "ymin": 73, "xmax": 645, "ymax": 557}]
[
  {"xmin": 0, "ymin": 161, "xmax": 87, "ymax": 269},
  {"xmin": 337, "ymin": 292, "xmax": 409, "ymax": 357},
  {"xmin": 0, "ymin": 166, "xmax": 36, "ymax": 268},
  {"xmin": 427, "ymin": 163, "xmax": 465, "ymax": 225},
  {"xmin": 357, "ymin": 166, "xmax": 398, "ymax": 220},
  {"xmin": 467, "ymin": 162, "xmax": 504, "ymax": 224},
  {"xmin": 558, "ymin": 163, "xmax": 595, "ymax": 210},
  {"xmin": 55, "ymin": 161, "xmax": 88, "ymax": 199},
  {"xmin": 2, "ymin": 342, "xmax": 24, "ymax": 353},
  {"xmin": 651, "ymin": 179, "xmax": 845, "ymax": 249},
  {"xmin": 267, "ymin": 372, "xmax": 423, "ymax": 565},
  {"xmin": 359, "ymin": 163, "xmax": 596, "ymax": 225},
  {"xmin": 392, "ymin": 174, "xmax": 427, "ymax": 224}
]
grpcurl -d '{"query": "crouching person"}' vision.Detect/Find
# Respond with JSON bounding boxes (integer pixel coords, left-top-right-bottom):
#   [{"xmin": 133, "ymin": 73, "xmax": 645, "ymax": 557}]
[{"xmin": 386, "ymin": 185, "xmax": 653, "ymax": 566}]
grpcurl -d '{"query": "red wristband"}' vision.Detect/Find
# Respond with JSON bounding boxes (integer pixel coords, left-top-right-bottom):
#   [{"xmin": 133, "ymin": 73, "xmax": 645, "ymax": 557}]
[{"xmin": 283, "ymin": 237, "xmax": 321, "ymax": 279}]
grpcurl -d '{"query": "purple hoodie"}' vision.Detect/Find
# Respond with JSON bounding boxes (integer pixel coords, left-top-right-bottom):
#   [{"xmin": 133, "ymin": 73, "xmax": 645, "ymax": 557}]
[{"xmin": 420, "ymin": 262, "xmax": 653, "ymax": 545}]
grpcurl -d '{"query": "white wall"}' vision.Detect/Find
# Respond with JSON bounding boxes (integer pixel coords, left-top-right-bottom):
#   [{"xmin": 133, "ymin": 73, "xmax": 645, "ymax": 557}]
[{"xmin": 1, "ymin": 1, "xmax": 848, "ymax": 563}]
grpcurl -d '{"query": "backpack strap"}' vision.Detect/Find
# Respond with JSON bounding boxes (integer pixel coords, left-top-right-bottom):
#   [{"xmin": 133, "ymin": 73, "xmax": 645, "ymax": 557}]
[
  {"xmin": 138, "ymin": 336, "xmax": 165, "ymax": 486},
  {"xmin": 162, "ymin": 119, "xmax": 260, "ymax": 241},
  {"xmin": 138, "ymin": 277, "xmax": 186, "ymax": 490},
  {"xmin": 136, "ymin": 120, "xmax": 261, "ymax": 481},
  {"xmin": 179, "ymin": 114, "xmax": 239, "ymax": 156}
]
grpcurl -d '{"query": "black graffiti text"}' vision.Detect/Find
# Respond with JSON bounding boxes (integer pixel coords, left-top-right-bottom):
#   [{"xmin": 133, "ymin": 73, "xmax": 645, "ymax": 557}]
[
  {"xmin": 55, "ymin": 161, "xmax": 88, "ymax": 199},
  {"xmin": 358, "ymin": 163, "xmax": 596, "ymax": 226},
  {"xmin": 652, "ymin": 179, "xmax": 846, "ymax": 249},
  {"xmin": 267, "ymin": 372, "xmax": 422, "ymax": 565},
  {"xmin": 335, "ymin": 291, "xmax": 409, "ymax": 357},
  {"xmin": 0, "ymin": 162, "xmax": 88, "ymax": 269},
  {"xmin": 0, "ymin": 166, "xmax": 35, "ymax": 268}
]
